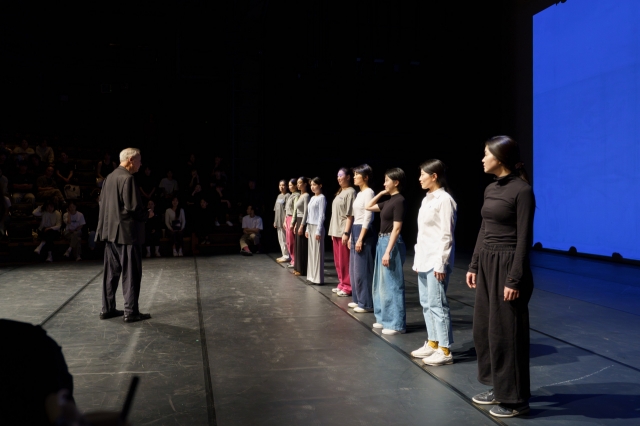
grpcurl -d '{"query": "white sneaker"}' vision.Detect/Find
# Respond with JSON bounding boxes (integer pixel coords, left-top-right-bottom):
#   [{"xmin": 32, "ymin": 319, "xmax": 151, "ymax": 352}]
[
  {"xmin": 347, "ymin": 302, "xmax": 358, "ymax": 308},
  {"xmin": 46, "ymin": 252, "xmax": 53, "ymax": 262},
  {"xmin": 173, "ymin": 249, "xmax": 178, "ymax": 257},
  {"xmin": 337, "ymin": 290, "xmax": 350, "ymax": 297},
  {"xmin": 155, "ymin": 247, "xmax": 161, "ymax": 257},
  {"xmin": 422, "ymin": 348, "xmax": 453, "ymax": 366},
  {"xmin": 411, "ymin": 341, "xmax": 437, "ymax": 358},
  {"xmin": 178, "ymin": 248, "xmax": 184, "ymax": 257},
  {"xmin": 332, "ymin": 288, "xmax": 339, "ymax": 293},
  {"xmin": 226, "ymin": 221, "xmax": 233, "ymax": 226},
  {"xmin": 64, "ymin": 248, "xmax": 72, "ymax": 258},
  {"xmin": 381, "ymin": 328, "xmax": 405, "ymax": 335},
  {"xmin": 353, "ymin": 307, "xmax": 373, "ymax": 313},
  {"xmin": 34, "ymin": 243, "xmax": 44, "ymax": 254},
  {"xmin": 372, "ymin": 323, "xmax": 383, "ymax": 329},
  {"xmin": 146, "ymin": 248, "xmax": 151, "ymax": 258}
]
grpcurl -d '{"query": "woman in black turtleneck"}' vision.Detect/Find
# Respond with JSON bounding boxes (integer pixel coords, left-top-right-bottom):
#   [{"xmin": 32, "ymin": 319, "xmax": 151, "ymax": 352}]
[{"xmin": 466, "ymin": 135, "xmax": 535, "ymax": 419}]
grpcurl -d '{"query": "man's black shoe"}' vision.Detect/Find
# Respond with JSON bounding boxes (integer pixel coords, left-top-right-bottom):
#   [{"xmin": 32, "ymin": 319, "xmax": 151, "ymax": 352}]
[
  {"xmin": 99, "ymin": 309, "xmax": 124, "ymax": 320},
  {"xmin": 123, "ymin": 313, "xmax": 152, "ymax": 323}
]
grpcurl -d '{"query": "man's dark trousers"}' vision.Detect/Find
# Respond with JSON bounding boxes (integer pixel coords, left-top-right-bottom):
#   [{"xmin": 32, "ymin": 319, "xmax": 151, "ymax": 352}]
[{"xmin": 102, "ymin": 242, "xmax": 143, "ymax": 316}]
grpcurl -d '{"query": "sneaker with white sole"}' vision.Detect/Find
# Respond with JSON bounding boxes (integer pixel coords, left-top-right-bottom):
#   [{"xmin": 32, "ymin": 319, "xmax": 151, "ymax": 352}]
[
  {"xmin": 489, "ymin": 404, "xmax": 530, "ymax": 418},
  {"xmin": 332, "ymin": 288, "xmax": 339, "ymax": 293},
  {"xmin": 337, "ymin": 290, "xmax": 351, "ymax": 297},
  {"xmin": 46, "ymin": 252, "xmax": 53, "ymax": 262},
  {"xmin": 64, "ymin": 248, "xmax": 72, "ymax": 258},
  {"xmin": 372, "ymin": 323, "xmax": 383, "ymax": 329},
  {"xmin": 353, "ymin": 307, "xmax": 373, "ymax": 313},
  {"xmin": 422, "ymin": 348, "xmax": 453, "ymax": 366},
  {"xmin": 381, "ymin": 328, "xmax": 405, "ymax": 335},
  {"xmin": 173, "ymin": 249, "xmax": 178, "ymax": 257},
  {"xmin": 411, "ymin": 341, "xmax": 437, "ymax": 358},
  {"xmin": 472, "ymin": 389, "xmax": 498, "ymax": 405},
  {"xmin": 347, "ymin": 302, "xmax": 358, "ymax": 308},
  {"xmin": 178, "ymin": 248, "xmax": 184, "ymax": 257}
]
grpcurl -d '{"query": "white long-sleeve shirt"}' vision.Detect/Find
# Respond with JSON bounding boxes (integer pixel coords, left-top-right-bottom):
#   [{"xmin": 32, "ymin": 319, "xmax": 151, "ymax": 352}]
[
  {"xmin": 38, "ymin": 210, "xmax": 62, "ymax": 231},
  {"xmin": 352, "ymin": 188, "xmax": 374, "ymax": 229},
  {"xmin": 305, "ymin": 194, "xmax": 327, "ymax": 236},
  {"xmin": 165, "ymin": 208, "xmax": 186, "ymax": 231},
  {"xmin": 412, "ymin": 188, "xmax": 457, "ymax": 273}
]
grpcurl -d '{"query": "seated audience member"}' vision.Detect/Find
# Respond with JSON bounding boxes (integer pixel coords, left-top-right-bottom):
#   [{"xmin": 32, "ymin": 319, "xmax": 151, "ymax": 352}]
[
  {"xmin": 0, "ymin": 152, "xmax": 14, "ymax": 177},
  {"xmin": 188, "ymin": 169, "xmax": 201, "ymax": 192},
  {"xmin": 186, "ymin": 184, "xmax": 205, "ymax": 207},
  {"xmin": 0, "ymin": 166, "xmax": 8, "ymax": 196},
  {"xmin": 55, "ymin": 152, "xmax": 75, "ymax": 188},
  {"xmin": 29, "ymin": 153, "xmax": 46, "ymax": 178},
  {"xmin": 211, "ymin": 182, "xmax": 233, "ymax": 226},
  {"xmin": 12, "ymin": 138, "xmax": 34, "ymax": 162},
  {"xmin": 186, "ymin": 153, "xmax": 198, "ymax": 171},
  {"xmin": 96, "ymin": 152, "xmax": 116, "ymax": 187},
  {"xmin": 0, "ymin": 140, "xmax": 11, "ymax": 157},
  {"xmin": 11, "ymin": 163, "xmax": 36, "ymax": 205},
  {"xmin": 0, "ymin": 194, "xmax": 9, "ymax": 237},
  {"xmin": 137, "ymin": 166, "xmax": 157, "ymax": 204},
  {"xmin": 0, "ymin": 319, "xmax": 128, "ymax": 426},
  {"xmin": 37, "ymin": 166, "xmax": 65, "ymax": 201},
  {"xmin": 34, "ymin": 199, "xmax": 62, "ymax": 262},
  {"xmin": 165, "ymin": 196, "xmax": 186, "ymax": 257},
  {"xmin": 62, "ymin": 201, "xmax": 85, "ymax": 261},
  {"xmin": 239, "ymin": 205, "xmax": 263, "ymax": 256},
  {"xmin": 36, "ymin": 138, "xmax": 54, "ymax": 165},
  {"xmin": 191, "ymin": 197, "xmax": 214, "ymax": 254},
  {"xmin": 159, "ymin": 170, "xmax": 179, "ymax": 201},
  {"xmin": 145, "ymin": 199, "xmax": 163, "ymax": 258}
]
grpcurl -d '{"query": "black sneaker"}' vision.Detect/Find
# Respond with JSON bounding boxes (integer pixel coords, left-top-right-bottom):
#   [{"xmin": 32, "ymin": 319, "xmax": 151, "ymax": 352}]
[
  {"xmin": 489, "ymin": 404, "xmax": 530, "ymax": 418},
  {"xmin": 472, "ymin": 389, "xmax": 499, "ymax": 405}
]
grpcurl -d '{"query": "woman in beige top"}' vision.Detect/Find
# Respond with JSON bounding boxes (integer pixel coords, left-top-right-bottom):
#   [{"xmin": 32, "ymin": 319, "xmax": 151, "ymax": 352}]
[{"xmin": 328, "ymin": 168, "xmax": 355, "ymax": 296}]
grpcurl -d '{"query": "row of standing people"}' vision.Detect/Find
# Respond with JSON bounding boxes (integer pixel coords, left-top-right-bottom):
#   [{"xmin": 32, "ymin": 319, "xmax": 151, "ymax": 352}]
[{"xmin": 271, "ymin": 135, "xmax": 535, "ymax": 419}]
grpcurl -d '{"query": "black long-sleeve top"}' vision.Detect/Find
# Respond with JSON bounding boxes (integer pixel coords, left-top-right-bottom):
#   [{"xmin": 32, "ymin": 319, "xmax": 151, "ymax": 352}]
[{"xmin": 468, "ymin": 174, "xmax": 535, "ymax": 290}]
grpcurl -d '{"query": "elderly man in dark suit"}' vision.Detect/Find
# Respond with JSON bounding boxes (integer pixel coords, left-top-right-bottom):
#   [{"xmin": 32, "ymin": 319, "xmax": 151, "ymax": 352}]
[{"xmin": 96, "ymin": 147, "xmax": 152, "ymax": 323}]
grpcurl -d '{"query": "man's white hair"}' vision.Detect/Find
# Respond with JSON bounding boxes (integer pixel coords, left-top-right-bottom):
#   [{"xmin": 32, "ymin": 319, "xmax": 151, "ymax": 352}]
[{"xmin": 120, "ymin": 147, "xmax": 141, "ymax": 162}]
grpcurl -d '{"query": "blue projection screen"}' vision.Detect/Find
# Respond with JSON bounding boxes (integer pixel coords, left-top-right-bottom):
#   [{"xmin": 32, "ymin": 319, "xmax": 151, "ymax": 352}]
[{"xmin": 533, "ymin": 0, "xmax": 640, "ymax": 260}]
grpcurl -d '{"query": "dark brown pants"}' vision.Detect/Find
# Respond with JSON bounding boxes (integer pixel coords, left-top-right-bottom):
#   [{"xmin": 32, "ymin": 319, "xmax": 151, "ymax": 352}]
[
  {"xmin": 102, "ymin": 242, "xmax": 143, "ymax": 316},
  {"xmin": 473, "ymin": 243, "xmax": 533, "ymax": 404},
  {"xmin": 294, "ymin": 217, "xmax": 308, "ymax": 275}
]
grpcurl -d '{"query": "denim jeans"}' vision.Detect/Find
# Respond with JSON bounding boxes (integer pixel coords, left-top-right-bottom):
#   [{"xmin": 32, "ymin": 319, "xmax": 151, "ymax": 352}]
[
  {"xmin": 418, "ymin": 268, "xmax": 454, "ymax": 347},
  {"xmin": 349, "ymin": 224, "xmax": 376, "ymax": 309},
  {"xmin": 372, "ymin": 234, "xmax": 406, "ymax": 331}
]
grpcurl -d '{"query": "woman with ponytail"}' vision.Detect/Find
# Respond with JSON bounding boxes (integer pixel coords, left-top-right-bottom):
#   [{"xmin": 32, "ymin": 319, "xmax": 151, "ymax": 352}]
[
  {"xmin": 410, "ymin": 160, "xmax": 457, "ymax": 367},
  {"xmin": 466, "ymin": 135, "xmax": 535, "ymax": 418}
]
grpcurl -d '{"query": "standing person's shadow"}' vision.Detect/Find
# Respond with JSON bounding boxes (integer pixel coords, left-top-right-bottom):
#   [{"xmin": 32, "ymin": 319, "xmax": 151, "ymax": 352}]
[{"xmin": 530, "ymin": 382, "xmax": 640, "ymax": 420}]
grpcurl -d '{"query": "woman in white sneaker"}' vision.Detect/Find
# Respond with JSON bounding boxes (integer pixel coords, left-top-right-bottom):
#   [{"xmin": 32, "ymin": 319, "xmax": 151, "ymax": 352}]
[
  {"xmin": 273, "ymin": 180, "xmax": 290, "ymax": 263},
  {"xmin": 165, "ymin": 196, "xmax": 186, "ymax": 256},
  {"xmin": 366, "ymin": 168, "xmax": 407, "ymax": 335},
  {"xmin": 328, "ymin": 168, "xmax": 355, "ymax": 297},
  {"xmin": 347, "ymin": 164, "xmax": 376, "ymax": 312},
  {"xmin": 305, "ymin": 177, "xmax": 326, "ymax": 284},
  {"xmin": 410, "ymin": 160, "xmax": 457, "ymax": 366}
]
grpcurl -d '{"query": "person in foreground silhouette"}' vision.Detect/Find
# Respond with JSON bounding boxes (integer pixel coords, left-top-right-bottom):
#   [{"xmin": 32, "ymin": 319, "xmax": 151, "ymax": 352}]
[{"xmin": 0, "ymin": 319, "xmax": 131, "ymax": 426}]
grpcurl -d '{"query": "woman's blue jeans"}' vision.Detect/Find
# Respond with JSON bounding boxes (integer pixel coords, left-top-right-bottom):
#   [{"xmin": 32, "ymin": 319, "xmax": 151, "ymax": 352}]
[
  {"xmin": 372, "ymin": 234, "xmax": 406, "ymax": 331},
  {"xmin": 418, "ymin": 268, "xmax": 454, "ymax": 348}
]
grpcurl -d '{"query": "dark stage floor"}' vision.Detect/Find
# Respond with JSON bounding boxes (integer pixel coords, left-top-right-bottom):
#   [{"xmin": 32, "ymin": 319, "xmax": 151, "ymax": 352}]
[{"xmin": 1, "ymin": 250, "xmax": 639, "ymax": 425}]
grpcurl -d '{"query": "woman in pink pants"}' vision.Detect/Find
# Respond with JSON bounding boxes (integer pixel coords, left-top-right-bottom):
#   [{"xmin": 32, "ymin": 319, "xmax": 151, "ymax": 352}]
[
  {"xmin": 329, "ymin": 168, "xmax": 356, "ymax": 296},
  {"xmin": 283, "ymin": 178, "xmax": 300, "ymax": 268}
]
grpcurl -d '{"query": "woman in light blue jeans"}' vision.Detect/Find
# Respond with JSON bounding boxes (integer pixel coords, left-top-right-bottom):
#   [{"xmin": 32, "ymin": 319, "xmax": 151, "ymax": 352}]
[
  {"xmin": 366, "ymin": 168, "xmax": 407, "ymax": 335},
  {"xmin": 410, "ymin": 159, "xmax": 457, "ymax": 366}
]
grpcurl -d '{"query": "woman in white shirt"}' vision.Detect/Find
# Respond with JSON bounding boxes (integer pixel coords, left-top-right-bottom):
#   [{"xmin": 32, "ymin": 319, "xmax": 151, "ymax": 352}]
[
  {"xmin": 410, "ymin": 159, "xmax": 457, "ymax": 366},
  {"xmin": 348, "ymin": 164, "xmax": 376, "ymax": 312},
  {"xmin": 273, "ymin": 180, "xmax": 290, "ymax": 263},
  {"xmin": 305, "ymin": 177, "xmax": 326, "ymax": 285},
  {"xmin": 34, "ymin": 199, "xmax": 62, "ymax": 262},
  {"xmin": 165, "ymin": 196, "xmax": 186, "ymax": 256}
]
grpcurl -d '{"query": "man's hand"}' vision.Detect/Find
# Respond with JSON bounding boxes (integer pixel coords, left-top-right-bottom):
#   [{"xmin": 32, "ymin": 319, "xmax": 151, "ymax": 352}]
[
  {"xmin": 504, "ymin": 287, "xmax": 520, "ymax": 301},
  {"xmin": 466, "ymin": 272, "xmax": 476, "ymax": 289}
]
